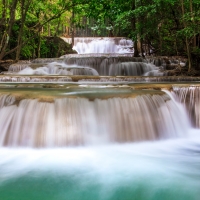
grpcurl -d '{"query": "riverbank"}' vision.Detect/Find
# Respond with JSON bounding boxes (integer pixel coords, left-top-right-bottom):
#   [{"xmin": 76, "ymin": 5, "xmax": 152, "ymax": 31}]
[{"xmin": 0, "ymin": 60, "xmax": 15, "ymax": 71}]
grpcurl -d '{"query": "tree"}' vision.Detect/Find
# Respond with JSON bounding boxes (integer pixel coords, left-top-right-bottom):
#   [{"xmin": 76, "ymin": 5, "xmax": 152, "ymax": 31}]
[{"xmin": 0, "ymin": 0, "xmax": 76, "ymax": 60}]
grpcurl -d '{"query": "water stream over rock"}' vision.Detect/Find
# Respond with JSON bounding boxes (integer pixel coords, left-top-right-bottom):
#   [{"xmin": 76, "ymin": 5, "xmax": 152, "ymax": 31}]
[
  {"xmin": 61, "ymin": 37, "xmax": 134, "ymax": 54},
  {"xmin": 7, "ymin": 55, "xmax": 162, "ymax": 76},
  {"xmin": 0, "ymin": 84, "xmax": 190, "ymax": 147}
]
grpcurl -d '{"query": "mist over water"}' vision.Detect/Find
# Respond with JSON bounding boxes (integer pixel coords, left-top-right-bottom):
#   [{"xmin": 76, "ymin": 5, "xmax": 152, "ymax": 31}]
[{"xmin": 1, "ymin": 137, "xmax": 200, "ymax": 200}]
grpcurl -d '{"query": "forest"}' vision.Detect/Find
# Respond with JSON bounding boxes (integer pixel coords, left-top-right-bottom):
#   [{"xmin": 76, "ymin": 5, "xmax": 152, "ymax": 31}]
[{"xmin": 0, "ymin": 0, "xmax": 200, "ymax": 72}]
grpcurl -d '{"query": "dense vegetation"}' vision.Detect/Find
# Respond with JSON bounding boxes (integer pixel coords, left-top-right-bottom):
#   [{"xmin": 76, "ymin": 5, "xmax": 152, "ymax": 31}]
[{"xmin": 0, "ymin": 0, "xmax": 200, "ymax": 71}]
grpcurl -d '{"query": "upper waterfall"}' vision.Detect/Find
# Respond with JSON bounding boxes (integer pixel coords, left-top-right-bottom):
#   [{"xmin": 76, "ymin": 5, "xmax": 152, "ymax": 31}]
[{"xmin": 61, "ymin": 37, "xmax": 134, "ymax": 54}]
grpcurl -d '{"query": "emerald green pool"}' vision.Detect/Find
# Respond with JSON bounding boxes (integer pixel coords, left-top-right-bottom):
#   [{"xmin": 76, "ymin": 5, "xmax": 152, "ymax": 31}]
[{"xmin": 0, "ymin": 138, "xmax": 200, "ymax": 200}]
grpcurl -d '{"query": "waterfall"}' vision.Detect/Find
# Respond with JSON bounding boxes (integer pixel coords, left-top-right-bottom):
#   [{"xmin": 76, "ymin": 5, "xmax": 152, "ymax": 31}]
[
  {"xmin": 8, "ymin": 63, "xmax": 31, "ymax": 72},
  {"xmin": 18, "ymin": 65, "xmax": 99, "ymax": 76},
  {"xmin": 64, "ymin": 56, "xmax": 146, "ymax": 76},
  {"xmin": 172, "ymin": 86, "xmax": 200, "ymax": 128},
  {"xmin": 7, "ymin": 56, "xmax": 162, "ymax": 76},
  {"xmin": 109, "ymin": 62, "xmax": 161, "ymax": 76},
  {"xmin": 0, "ymin": 91, "xmax": 189, "ymax": 147},
  {"xmin": 8, "ymin": 62, "xmax": 99, "ymax": 76},
  {"xmin": 61, "ymin": 37, "xmax": 134, "ymax": 54}
]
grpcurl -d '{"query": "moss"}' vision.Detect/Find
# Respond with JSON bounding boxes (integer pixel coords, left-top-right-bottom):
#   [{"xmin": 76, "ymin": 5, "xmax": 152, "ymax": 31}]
[{"xmin": 39, "ymin": 36, "xmax": 76, "ymax": 58}]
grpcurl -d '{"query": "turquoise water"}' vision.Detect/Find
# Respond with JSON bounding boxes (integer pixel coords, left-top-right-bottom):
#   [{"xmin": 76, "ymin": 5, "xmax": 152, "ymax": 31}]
[{"xmin": 0, "ymin": 136, "xmax": 200, "ymax": 200}]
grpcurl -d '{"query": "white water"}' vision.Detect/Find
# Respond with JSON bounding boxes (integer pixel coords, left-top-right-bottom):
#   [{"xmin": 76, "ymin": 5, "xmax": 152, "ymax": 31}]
[
  {"xmin": 172, "ymin": 86, "xmax": 200, "ymax": 128},
  {"xmin": 9, "ymin": 63, "xmax": 31, "ymax": 72},
  {"xmin": 17, "ymin": 62, "xmax": 99, "ymax": 76},
  {"xmin": 0, "ymin": 136, "xmax": 200, "ymax": 200},
  {"xmin": 0, "ymin": 91, "xmax": 190, "ymax": 147},
  {"xmin": 62, "ymin": 56, "xmax": 155, "ymax": 76},
  {"xmin": 109, "ymin": 62, "xmax": 162, "ymax": 76},
  {"xmin": 8, "ymin": 59, "xmax": 161, "ymax": 76},
  {"xmin": 61, "ymin": 37, "xmax": 134, "ymax": 54}
]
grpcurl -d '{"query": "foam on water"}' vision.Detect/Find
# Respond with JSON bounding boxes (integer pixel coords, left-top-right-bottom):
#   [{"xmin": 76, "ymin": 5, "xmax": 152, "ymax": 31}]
[
  {"xmin": 7, "ymin": 51, "xmax": 165, "ymax": 77},
  {"xmin": 9, "ymin": 59, "xmax": 161, "ymax": 76},
  {"xmin": 17, "ymin": 62, "xmax": 99, "ymax": 76},
  {"xmin": 0, "ymin": 135, "xmax": 200, "ymax": 200}
]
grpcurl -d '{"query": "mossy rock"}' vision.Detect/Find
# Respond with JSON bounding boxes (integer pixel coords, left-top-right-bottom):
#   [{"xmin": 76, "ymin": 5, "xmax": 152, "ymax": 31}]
[
  {"xmin": 40, "ymin": 36, "xmax": 77, "ymax": 58},
  {"xmin": 0, "ymin": 60, "xmax": 15, "ymax": 72}
]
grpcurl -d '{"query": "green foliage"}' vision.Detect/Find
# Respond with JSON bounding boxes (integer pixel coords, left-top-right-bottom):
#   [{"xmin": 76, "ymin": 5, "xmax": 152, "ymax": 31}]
[
  {"xmin": 20, "ymin": 43, "xmax": 35, "ymax": 59},
  {"xmin": 0, "ymin": 0, "xmax": 199, "ymax": 66}
]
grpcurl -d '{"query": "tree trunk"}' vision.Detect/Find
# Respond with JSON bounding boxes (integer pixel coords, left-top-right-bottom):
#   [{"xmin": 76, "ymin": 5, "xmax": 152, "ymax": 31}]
[
  {"xmin": 0, "ymin": 0, "xmax": 18, "ymax": 60},
  {"xmin": 180, "ymin": 0, "xmax": 192, "ymax": 71},
  {"xmin": 48, "ymin": 23, "xmax": 51, "ymax": 36},
  {"xmin": 15, "ymin": 0, "xmax": 31, "ymax": 61},
  {"xmin": 0, "ymin": 0, "xmax": 6, "ymax": 26},
  {"xmin": 54, "ymin": 18, "xmax": 61, "ymax": 37},
  {"xmin": 37, "ymin": 32, "xmax": 41, "ymax": 58},
  {"xmin": 71, "ymin": 5, "xmax": 75, "ymax": 48},
  {"xmin": 132, "ymin": 1, "xmax": 139, "ymax": 57}
]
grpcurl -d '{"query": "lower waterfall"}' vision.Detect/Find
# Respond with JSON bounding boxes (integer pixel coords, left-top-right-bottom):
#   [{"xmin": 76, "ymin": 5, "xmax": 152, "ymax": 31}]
[
  {"xmin": 0, "ymin": 87, "xmax": 191, "ymax": 147},
  {"xmin": 0, "ymin": 83, "xmax": 200, "ymax": 200}
]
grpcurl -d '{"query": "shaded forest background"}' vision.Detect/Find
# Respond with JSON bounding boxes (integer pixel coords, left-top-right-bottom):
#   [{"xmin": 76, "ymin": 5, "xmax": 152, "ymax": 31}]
[{"xmin": 0, "ymin": 0, "xmax": 200, "ymax": 72}]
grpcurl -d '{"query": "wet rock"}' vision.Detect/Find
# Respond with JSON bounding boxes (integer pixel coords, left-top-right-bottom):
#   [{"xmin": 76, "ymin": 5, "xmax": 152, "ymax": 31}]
[
  {"xmin": 0, "ymin": 60, "xmax": 15, "ymax": 72},
  {"xmin": 165, "ymin": 64, "xmax": 178, "ymax": 70}
]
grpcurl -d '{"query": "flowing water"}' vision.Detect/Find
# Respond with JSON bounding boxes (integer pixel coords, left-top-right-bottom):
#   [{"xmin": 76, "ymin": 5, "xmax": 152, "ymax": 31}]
[
  {"xmin": 61, "ymin": 37, "xmax": 134, "ymax": 54},
  {"xmin": 7, "ymin": 55, "xmax": 162, "ymax": 76},
  {"xmin": 0, "ymin": 38, "xmax": 200, "ymax": 200}
]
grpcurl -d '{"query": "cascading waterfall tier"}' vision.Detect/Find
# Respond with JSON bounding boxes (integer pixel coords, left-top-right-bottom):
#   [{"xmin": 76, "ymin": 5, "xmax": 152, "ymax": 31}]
[
  {"xmin": 172, "ymin": 86, "xmax": 200, "ymax": 128},
  {"xmin": 8, "ymin": 62, "xmax": 99, "ymax": 76},
  {"xmin": 0, "ymin": 83, "xmax": 190, "ymax": 147},
  {"xmin": 108, "ymin": 62, "xmax": 161, "ymax": 76},
  {"xmin": 7, "ymin": 55, "xmax": 162, "ymax": 76},
  {"xmin": 61, "ymin": 37, "xmax": 134, "ymax": 54},
  {"xmin": 63, "ymin": 56, "xmax": 158, "ymax": 76}
]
